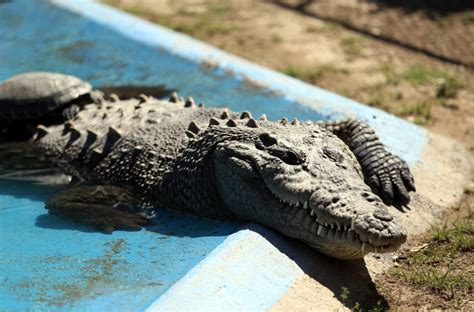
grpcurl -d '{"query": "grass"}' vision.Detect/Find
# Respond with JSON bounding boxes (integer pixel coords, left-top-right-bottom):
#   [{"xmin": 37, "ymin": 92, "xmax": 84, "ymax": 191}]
[
  {"xmin": 306, "ymin": 21, "xmax": 340, "ymax": 33},
  {"xmin": 402, "ymin": 63, "xmax": 452, "ymax": 85},
  {"xmin": 104, "ymin": 1, "xmax": 238, "ymax": 40},
  {"xmin": 339, "ymin": 287, "xmax": 386, "ymax": 311},
  {"xmin": 399, "ymin": 100, "xmax": 432, "ymax": 125},
  {"xmin": 392, "ymin": 202, "xmax": 474, "ymax": 302},
  {"xmin": 380, "ymin": 64, "xmax": 400, "ymax": 86},
  {"xmin": 339, "ymin": 36, "xmax": 363, "ymax": 61},
  {"xmin": 281, "ymin": 64, "xmax": 337, "ymax": 83},
  {"xmin": 271, "ymin": 34, "xmax": 282, "ymax": 44},
  {"xmin": 436, "ymin": 76, "xmax": 464, "ymax": 99}
]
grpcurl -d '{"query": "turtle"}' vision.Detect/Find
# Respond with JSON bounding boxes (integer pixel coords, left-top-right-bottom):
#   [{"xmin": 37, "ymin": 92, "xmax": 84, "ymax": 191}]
[{"xmin": 0, "ymin": 72, "xmax": 104, "ymax": 141}]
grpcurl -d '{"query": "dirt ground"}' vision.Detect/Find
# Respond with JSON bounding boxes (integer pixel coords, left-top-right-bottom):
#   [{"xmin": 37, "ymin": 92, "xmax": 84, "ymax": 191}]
[{"xmin": 104, "ymin": 0, "xmax": 473, "ymax": 309}]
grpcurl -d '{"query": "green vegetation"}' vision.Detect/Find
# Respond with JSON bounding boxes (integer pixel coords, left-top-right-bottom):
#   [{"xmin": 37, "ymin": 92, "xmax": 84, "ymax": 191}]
[
  {"xmin": 281, "ymin": 64, "xmax": 337, "ymax": 83},
  {"xmin": 402, "ymin": 63, "xmax": 451, "ymax": 85},
  {"xmin": 339, "ymin": 287, "xmax": 386, "ymax": 311},
  {"xmin": 339, "ymin": 36, "xmax": 363, "ymax": 61},
  {"xmin": 305, "ymin": 25, "xmax": 320, "ymax": 33},
  {"xmin": 104, "ymin": 1, "xmax": 238, "ymax": 40},
  {"xmin": 393, "ymin": 203, "xmax": 473, "ymax": 301},
  {"xmin": 271, "ymin": 34, "xmax": 282, "ymax": 44},
  {"xmin": 380, "ymin": 64, "xmax": 400, "ymax": 86},
  {"xmin": 320, "ymin": 21, "xmax": 341, "ymax": 32},
  {"xmin": 436, "ymin": 76, "xmax": 464, "ymax": 99},
  {"xmin": 399, "ymin": 100, "xmax": 432, "ymax": 125},
  {"xmin": 367, "ymin": 94, "xmax": 384, "ymax": 107},
  {"xmin": 306, "ymin": 21, "xmax": 340, "ymax": 33}
]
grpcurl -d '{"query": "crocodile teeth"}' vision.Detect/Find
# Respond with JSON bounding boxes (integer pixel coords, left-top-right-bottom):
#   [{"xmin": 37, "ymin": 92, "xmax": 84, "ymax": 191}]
[
  {"xmin": 310, "ymin": 210, "xmax": 315, "ymax": 216},
  {"xmin": 303, "ymin": 201, "xmax": 309, "ymax": 209},
  {"xmin": 337, "ymin": 224, "xmax": 341, "ymax": 231},
  {"xmin": 351, "ymin": 218, "xmax": 355, "ymax": 230},
  {"xmin": 35, "ymin": 125, "xmax": 50, "ymax": 140},
  {"xmin": 198, "ymin": 102, "xmax": 205, "ymax": 108},
  {"xmin": 317, "ymin": 226, "xmax": 323, "ymax": 236},
  {"xmin": 295, "ymin": 201, "xmax": 300, "ymax": 208},
  {"xmin": 280, "ymin": 117, "xmax": 288, "ymax": 125},
  {"xmin": 258, "ymin": 114, "xmax": 267, "ymax": 121},
  {"xmin": 361, "ymin": 242, "xmax": 366, "ymax": 252}
]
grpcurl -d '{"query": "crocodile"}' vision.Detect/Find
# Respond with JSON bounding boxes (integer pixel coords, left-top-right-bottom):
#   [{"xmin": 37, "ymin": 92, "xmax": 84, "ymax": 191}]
[
  {"xmin": 1, "ymin": 73, "xmax": 416, "ymax": 260},
  {"xmin": 30, "ymin": 101, "xmax": 415, "ymax": 261}
]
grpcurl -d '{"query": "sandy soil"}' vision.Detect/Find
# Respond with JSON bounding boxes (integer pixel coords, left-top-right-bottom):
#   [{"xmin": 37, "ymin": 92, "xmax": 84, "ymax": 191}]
[{"xmin": 104, "ymin": 0, "xmax": 474, "ymax": 309}]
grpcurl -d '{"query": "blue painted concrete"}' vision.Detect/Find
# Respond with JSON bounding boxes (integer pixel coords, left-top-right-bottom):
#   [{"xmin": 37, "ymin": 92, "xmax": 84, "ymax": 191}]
[
  {"xmin": 0, "ymin": 0, "xmax": 429, "ymax": 310},
  {"xmin": 0, "ymin": 180, "xmax": 238, "ymax": 311}
]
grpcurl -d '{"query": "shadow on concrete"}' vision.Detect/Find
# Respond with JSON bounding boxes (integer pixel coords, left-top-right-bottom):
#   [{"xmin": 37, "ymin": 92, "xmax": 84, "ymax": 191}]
[{"xmin": 246, "ymin": 223, "xmax": 388, "ymax": 309}]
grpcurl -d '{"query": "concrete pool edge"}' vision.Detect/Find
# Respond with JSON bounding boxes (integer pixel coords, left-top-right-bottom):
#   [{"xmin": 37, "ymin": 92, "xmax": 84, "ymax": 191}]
[{"xmin": 146, "ymin": 224, "xmax": 308, "ymax": 311}]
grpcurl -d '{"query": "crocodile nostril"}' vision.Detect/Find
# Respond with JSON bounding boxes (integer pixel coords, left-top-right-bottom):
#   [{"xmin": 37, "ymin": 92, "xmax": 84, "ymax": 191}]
[{"xmin": 373, "ymin": 210, "xmax": 393, "ymax": 222}]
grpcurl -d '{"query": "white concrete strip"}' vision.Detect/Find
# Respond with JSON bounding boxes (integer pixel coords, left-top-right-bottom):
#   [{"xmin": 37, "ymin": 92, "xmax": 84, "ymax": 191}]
[{"xmin": 147, "ymin": 225, "xmax": 305, "ymax": 311}]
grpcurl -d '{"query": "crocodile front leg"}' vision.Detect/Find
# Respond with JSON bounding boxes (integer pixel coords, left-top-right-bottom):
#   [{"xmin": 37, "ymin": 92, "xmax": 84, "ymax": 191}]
[{"xmin": 317, "ymin": 119, "xmax": 416, "ymax": 205}]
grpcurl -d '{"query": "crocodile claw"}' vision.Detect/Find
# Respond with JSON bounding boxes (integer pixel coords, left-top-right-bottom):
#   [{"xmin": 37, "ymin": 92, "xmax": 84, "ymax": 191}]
[{"xmin": 367, "ymin": 154, "xmax": 415, "ymax": 206}]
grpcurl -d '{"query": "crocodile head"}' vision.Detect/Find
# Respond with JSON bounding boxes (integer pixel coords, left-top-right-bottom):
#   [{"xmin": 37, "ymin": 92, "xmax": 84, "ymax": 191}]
[{"xmin": 211, "ymin": 121, "xmax": 407, "ymax": 260}]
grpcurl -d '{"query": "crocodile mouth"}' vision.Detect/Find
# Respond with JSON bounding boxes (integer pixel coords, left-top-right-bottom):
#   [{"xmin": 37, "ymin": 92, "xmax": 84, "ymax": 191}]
[{"xmin": 268, "ymin": 191, "xmax": 404, "ymax": 256}]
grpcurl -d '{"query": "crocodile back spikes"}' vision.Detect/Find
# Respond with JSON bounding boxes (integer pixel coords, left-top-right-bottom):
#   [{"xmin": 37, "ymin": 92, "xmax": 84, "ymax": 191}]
[
  {"xmin": 226, "ymin": 119, "xmax": 238, "ymax": 127},
  {"xmin": 169, "ymin": 92, "xmax": 179, "ymax": 103},
  {"xmin": 184, "ymin": 97, "xmax": 195, "ymax": 108},
  {"xmin": 246, "ymin": 118, "xmax": 258, "ymax": 128},
  {"xmin": 187, "ymin": 121, "xmax": 201, "ymax": 134},
  {"xmin": 240, "ymin": 111, "xmax": 252, "ymax": 119}
]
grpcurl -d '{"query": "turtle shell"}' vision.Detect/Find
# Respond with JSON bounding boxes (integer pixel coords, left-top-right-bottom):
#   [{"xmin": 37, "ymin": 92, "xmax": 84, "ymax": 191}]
[{"xmin": 0, "ymin": 72, "xmax": 92, "ymax": 120}]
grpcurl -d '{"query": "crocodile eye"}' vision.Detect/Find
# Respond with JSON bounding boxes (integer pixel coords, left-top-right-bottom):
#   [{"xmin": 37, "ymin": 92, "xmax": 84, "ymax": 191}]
[{"xmin": 280, "ymin": 150, "xmax": 304, "ymax": 165}]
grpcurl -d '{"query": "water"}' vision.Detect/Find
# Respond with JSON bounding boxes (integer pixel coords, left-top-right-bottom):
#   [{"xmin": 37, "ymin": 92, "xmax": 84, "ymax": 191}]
[{"xmin": 0, "ymin": 178, "xmax": 238, "ymax": 311}]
